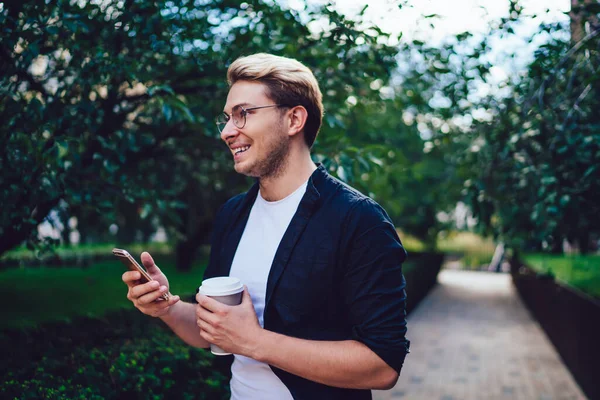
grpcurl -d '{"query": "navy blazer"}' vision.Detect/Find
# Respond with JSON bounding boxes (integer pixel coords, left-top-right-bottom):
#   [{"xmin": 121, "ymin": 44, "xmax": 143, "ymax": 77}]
[{"xmin": 203, "ymin": 164, "xmax": 409, "ymax": 399}]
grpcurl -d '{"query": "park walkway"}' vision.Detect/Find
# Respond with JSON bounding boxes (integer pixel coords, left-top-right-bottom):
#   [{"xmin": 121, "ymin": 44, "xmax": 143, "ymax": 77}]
[{"xmin": 374, "ymin": 269, "xmax": 587, "ymax": 400}]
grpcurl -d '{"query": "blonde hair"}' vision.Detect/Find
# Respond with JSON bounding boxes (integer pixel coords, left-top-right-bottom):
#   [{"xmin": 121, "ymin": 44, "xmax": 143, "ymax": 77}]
[{"xmin": 227, "ymin": 53, "xmax": 324, "ymax": 148}]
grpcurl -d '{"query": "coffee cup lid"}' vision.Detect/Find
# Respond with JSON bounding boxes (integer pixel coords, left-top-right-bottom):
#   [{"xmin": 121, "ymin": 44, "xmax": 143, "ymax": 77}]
[{"xmin": 198, "ymin": 277, "xmax": 243, "ymax": 296}]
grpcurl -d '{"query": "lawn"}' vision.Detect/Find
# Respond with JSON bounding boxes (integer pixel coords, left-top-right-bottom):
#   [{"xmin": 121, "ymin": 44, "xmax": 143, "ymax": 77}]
[
  {"xmin": 399, "ymin": 230, "xmax": 498, "ymax": 269},
  {"xmin": 1, "ymin": 254, "xmax": 419, "ymax": 330},
  {"xmin": 522, "ymin": 253, "xmax": 600, "ymax": 298},
  {"xmin": 0, "ymin": 254, "xmax": 208, "ymax": 330}
]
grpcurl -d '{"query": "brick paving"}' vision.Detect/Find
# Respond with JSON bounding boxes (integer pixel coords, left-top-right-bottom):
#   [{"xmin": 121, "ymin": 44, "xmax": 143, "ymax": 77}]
[{"xmin": 374, "ymin": 269, "xmax": 587, "ymax": 400}]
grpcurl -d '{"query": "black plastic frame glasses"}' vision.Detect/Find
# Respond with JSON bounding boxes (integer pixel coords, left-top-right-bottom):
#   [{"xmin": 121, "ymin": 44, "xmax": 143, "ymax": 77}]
[{"xmin": 215, "ymin": 104, "xmax": 288, "ymax": 133}]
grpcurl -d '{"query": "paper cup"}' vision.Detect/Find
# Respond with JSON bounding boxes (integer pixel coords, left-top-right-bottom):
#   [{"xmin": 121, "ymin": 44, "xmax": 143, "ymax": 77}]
[{"xmin": 198, "ymin": 277, "xmax": 244, "ymax": 355}]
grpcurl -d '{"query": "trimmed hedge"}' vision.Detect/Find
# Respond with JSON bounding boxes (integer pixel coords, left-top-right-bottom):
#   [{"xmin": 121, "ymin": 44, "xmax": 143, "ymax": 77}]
[
  {"xmin": 0, "ymin": 244, "xmax": 176, "ymax": 270},
  {"xmin": 0, "ymin": 310, "xmax": 229, "ymax": 400},
  {"xmin": 511, "ymin": 259, "xmax": 600, "ymax": 400},
  {"xmin": 403, "ymin": 251, "xmax": 445, "ymax": 313}
]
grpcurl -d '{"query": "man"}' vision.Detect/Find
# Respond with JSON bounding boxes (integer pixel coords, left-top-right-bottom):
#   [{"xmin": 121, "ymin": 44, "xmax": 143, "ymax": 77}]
[{"xmin": 123, "ymin": 53, "xmax": 409, "ymax": 399}]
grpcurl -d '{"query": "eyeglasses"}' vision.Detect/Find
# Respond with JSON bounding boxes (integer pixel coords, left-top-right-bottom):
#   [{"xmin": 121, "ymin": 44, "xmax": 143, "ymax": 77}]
[{"xmin": 216, "ymin": 104, "xmax": 288, "ymax": 133}]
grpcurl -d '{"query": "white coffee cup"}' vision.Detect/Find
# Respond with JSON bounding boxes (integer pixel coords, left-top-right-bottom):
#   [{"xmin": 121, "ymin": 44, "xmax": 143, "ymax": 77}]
[{"xmin": 198, "ymin": 276, "xmax": 244, "ymax": 356}]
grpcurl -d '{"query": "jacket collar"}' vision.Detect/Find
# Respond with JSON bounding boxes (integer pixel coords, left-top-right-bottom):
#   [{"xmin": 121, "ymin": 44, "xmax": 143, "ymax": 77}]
[
  {"xmin": 219, "ymin": 163, "xmax": 328, "ymax": 309},
  {"xmin": 236, "ymin": 163, "xmax": 327, "ymax": 216}
]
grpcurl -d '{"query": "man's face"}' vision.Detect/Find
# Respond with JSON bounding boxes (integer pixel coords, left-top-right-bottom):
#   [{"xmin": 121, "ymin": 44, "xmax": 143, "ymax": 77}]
[{"xmin": 221, "ymin": 81, "xmax": 290, "ymax": 179}]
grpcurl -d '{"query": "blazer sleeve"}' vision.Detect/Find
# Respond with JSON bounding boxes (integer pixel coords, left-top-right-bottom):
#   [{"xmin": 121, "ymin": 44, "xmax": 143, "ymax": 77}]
[{"xmin": 339, "ymin": 198, "xmax": 410, "ymax": 373}]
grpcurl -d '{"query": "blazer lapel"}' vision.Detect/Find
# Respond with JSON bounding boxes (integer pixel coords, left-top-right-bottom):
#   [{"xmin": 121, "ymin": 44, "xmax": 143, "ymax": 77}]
[
  {"xmin": 264, "ymin": 173, "xmax": 322, "ymax": 311},
  {"xmin": 219, "ymin": 182, "xmax": 260, "ymax": 277}
]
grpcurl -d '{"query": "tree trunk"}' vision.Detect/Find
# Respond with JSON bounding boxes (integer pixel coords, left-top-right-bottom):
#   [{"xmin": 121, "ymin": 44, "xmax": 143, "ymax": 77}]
[
  {"xmin": 175, "ymin": 220, "xmax": 213, "ymax": 272},
  {"xmin": 577, "ymin": 230, "xmax": 591, "ymax": 254},
  {"xmin": 58, "ymin": 207, "xmax": 72, "ymax": 246},
  {"xmin": 550, "ymin": 238, "xmax": 564, "ymax": 254},
  {"xmin": 570, "ymin": 0, "xmax": 600, "ymax": 43},
  {"xmin": 0, "ymin": 198, "xmax": 60, "ymax": 257},
  {"xmin": 175, "ymin": 240, "xmax": 198, "ymax": 272}
]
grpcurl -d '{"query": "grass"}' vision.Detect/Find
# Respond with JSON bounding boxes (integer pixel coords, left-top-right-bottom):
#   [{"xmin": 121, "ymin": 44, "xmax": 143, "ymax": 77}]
[
  {"xmin": 397, "ymin": 231, "xmax": 426, "ymax": 253},
  {"xmin": 522, "ymin": 253, "xmax": 600, "ymax": 298},
  {"xmin": 1, "ymin": 253, "xmax": 422, "ymax": 331},
  {"xmin": 399, "ymin": 230, "xmax": 498, "ymax": 268},
  {"xmin": 436, "ymin": 231, "xmax": 497, "ymax": 257},
  {"xmin": 0, "ymin": 254, "xmax": 208, "ymax": 330},
  {"xmin": 0, "ymin": 242, "xmax": 176, "ymax": 266}
]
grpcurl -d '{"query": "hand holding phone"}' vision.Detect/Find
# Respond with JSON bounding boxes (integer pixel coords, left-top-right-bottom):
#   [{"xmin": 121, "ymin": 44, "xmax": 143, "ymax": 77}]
[{"xmin": 113, "ymin": 248, "xmax": 171, "ymax": 301}]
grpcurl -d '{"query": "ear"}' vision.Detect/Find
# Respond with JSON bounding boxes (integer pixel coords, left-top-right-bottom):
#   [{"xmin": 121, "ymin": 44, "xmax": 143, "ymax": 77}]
[{"xmin": 286, "ymin": 106, "xmax": 308, "ymax": 138}]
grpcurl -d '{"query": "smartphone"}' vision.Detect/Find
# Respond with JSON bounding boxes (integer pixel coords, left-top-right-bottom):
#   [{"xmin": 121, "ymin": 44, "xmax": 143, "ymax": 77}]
[{"xmin": 112, "ymin": 248, "xmax": 170, "ymax": 300}]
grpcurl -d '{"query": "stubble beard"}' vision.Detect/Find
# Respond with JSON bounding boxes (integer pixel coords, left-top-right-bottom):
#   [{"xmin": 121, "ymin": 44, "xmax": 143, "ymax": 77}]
[{"xmin": 240, "ymin": 129, "xmax": 291, "ymax": 180}]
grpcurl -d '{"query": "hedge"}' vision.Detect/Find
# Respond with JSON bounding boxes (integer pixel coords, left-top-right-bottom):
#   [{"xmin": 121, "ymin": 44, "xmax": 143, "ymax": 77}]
[{"xmin": 0, "ymin": 310, "xmax": 229, "ymax": 400}]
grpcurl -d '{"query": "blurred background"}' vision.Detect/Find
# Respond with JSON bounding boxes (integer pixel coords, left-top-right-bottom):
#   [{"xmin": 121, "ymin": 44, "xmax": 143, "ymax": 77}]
[{"xmin": 1, "ymin": 0, "xmax": 598, "ymax": 399}]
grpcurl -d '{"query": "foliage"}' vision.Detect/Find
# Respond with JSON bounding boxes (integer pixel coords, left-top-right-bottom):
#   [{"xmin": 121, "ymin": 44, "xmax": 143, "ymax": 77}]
[
  {"xmin": 466, "ymin": 21, "xmax": 600, "ymax": 253},
  {"xmin": 396, "ymin": 1, "xmax": 600, "ymax": 253},
  {"xmin": 335, "ymin": 93, "xmax": 460, "ymax": 248},
  {"xmin": 522, "ymin": 253, "xmax": 600, "ymax": 298},
  {"xmin": 0, "ymin": 310, "xmax": 229, "ymax": 399},
  {"xmin": 8, "ymin": 0, "xmax": 594, "ymax": 261},
  {"xmin": 1, "ymin": 0, "xmax": 415, "ymax": 267}
]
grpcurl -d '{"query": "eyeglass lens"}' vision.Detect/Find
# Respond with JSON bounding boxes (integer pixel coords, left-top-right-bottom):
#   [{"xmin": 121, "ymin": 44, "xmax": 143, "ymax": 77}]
[{"xmin": 216, "ymin": 105, "xmax": 245, "ymax": 132}]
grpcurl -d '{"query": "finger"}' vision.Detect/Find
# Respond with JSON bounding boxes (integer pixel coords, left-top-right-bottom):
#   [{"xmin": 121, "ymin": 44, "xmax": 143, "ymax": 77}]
[
  {"xmin": 196, "ymin": 294, "xmax": 226, "ymax": 313},
  {"xmin": 130, "ymin": 280, "xmax": 160, "ymax": 299},
  {"xmin": 141, "ymin": 251, "xmax": 161, "ymax": 276},
  {"xmin": 147, "ymin": 294, "xmax": 180, "ymax": 311},
  {"xmin": 200, "ymin": 329, "xmax": 214, "ymax": 343},
  {"xmin": 197, "ymin": 318, "xmax": 215, "ymax": 334},
  {"xmin": 138, "ymin": 285, "xmax": 169, "ymax": 305},
  {"xmin": 196, "ymin": 305, "xmax": 219, "ymax": 325},
  {"xmin": 122, "ymin": 270, "xmax": 142, "ymax": 287}
]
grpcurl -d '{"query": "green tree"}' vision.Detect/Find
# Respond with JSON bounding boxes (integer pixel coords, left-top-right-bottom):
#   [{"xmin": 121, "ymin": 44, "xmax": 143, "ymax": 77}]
[
  {"xmin": 397, "ymin": 0, "xmax": 600, "ymax": 253},
  {"xmin": 1, "ymin": 0, "xmax": 404, "ymax": 268},
  {"xmin": 462, "ymin": 1, "xmax": 600, "ymax": 253}
]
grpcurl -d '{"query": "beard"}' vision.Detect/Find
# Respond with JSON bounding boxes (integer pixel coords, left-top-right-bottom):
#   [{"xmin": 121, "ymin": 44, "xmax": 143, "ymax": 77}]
[{"xmin": 238, "ymin": 128, "xmax": 291, "ymax": 180}]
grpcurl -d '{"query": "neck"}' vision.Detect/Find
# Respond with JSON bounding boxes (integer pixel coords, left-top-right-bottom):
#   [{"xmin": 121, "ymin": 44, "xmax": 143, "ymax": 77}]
[{"xmin": 258, "ymin": 147, "xmax": 317, "ymax": 202}]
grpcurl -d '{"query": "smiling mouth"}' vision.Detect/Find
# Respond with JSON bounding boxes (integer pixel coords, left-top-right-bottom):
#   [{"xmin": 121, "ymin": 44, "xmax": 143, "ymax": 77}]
[{"xmin": 234, "ymin": 145, "xmax": 250, "ymax": 155}]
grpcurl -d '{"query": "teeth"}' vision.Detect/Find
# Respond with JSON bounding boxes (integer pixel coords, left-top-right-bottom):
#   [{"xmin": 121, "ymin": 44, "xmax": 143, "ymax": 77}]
[{"xmin": 234, "ymin": 145, "xmax": 250, "ymax": 155}]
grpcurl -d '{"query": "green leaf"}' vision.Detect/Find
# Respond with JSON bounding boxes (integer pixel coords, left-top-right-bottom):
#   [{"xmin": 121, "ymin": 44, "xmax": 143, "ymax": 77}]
[{"xmin": 148, "ymin": 85, "xmax": 175, "ymax": 96}]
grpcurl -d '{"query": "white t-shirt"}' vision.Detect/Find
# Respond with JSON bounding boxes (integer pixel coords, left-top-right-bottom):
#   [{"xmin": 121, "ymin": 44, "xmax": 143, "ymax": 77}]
[{"xmin": 228, "ymin": 181, "xmax": 308, "ymax": 400}]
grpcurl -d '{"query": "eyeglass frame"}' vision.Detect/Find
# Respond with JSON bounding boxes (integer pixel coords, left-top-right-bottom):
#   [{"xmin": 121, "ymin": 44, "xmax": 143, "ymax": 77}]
[{"xmin": 215, "ymin": 104, "xmax": 290, "ymax": 133}]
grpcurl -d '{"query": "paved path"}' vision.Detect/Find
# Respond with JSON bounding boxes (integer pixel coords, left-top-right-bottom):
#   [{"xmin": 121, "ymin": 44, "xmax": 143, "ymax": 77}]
[{"xmin": 374, "ymin": 269, "xmax": 587, "ymax": 400}]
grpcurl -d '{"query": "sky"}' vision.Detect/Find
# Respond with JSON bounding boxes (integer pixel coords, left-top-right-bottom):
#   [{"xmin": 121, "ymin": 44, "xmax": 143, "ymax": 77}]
[
  {"xmin": 285, "ymin": 0, "xmax": 571, "ymax": 81},
  {"xmin": 286, "ymin": 0, "xmax": 571, "ymax": 114},
  {"xmin": 291, "ymin": 0, "xmax": 570, "ymax": 44}
]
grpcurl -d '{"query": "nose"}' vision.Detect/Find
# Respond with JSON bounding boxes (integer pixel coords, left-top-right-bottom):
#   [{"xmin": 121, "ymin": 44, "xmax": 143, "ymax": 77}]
[{"xmin": 220, "ymin": 119, "xmax": 239, "ymax": 143}]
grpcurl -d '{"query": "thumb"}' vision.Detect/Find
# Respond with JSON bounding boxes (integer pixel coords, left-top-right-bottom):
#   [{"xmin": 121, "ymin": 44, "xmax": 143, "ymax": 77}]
[
  {"xmin": 141, "ymin": 252, "xmax": 161, "ymax": 275},
  {"xmin": 242, "ymin": 285, "xmax": 253, "ymax": 305}
]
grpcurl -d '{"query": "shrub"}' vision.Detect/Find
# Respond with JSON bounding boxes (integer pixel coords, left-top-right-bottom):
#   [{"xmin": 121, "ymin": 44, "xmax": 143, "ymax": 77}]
[{"xmin": 0, "ymin": 310, "xmax": 229, "ymax": 399}]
